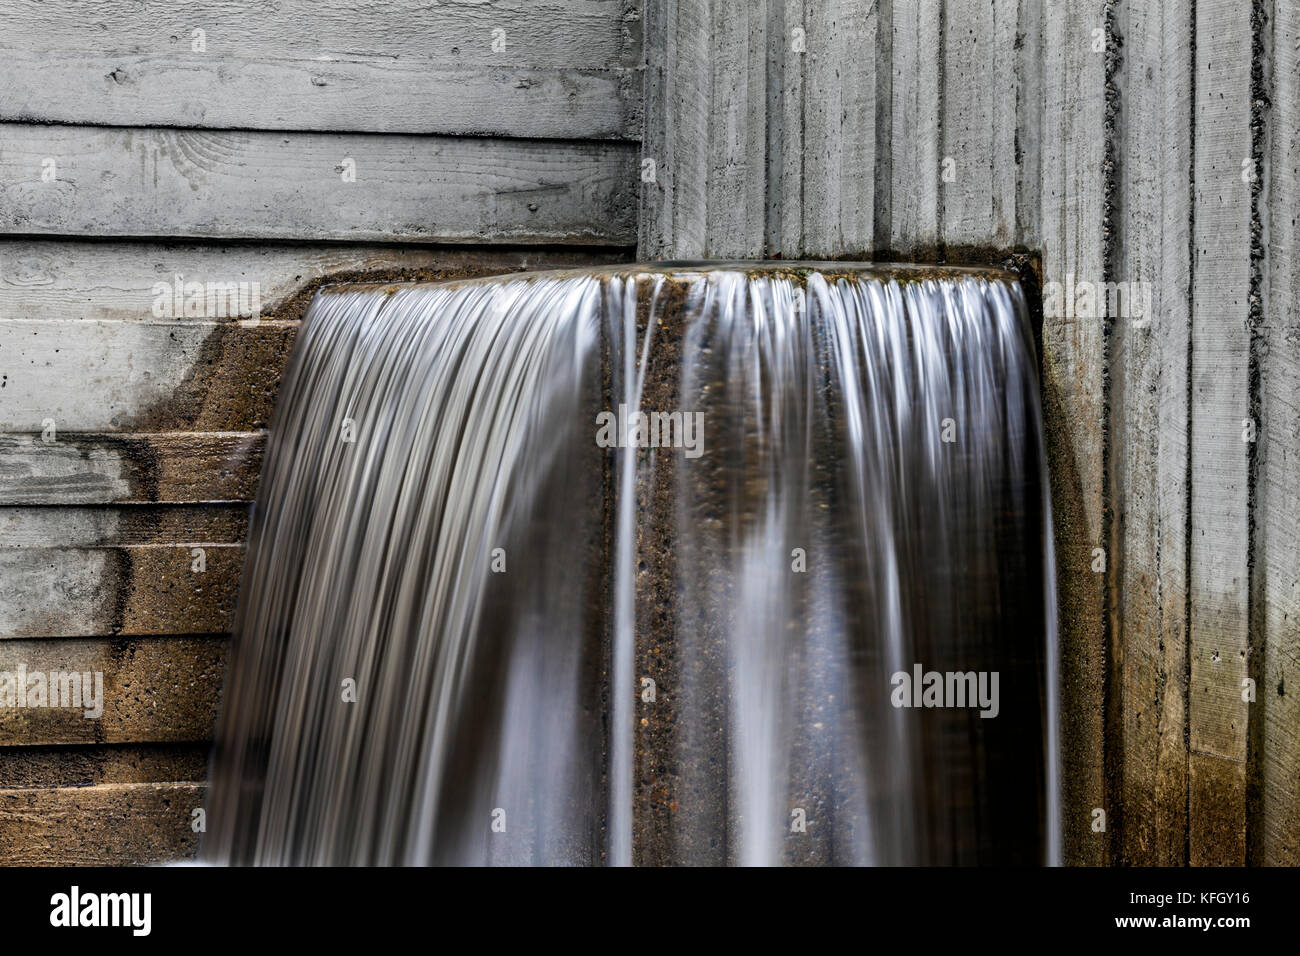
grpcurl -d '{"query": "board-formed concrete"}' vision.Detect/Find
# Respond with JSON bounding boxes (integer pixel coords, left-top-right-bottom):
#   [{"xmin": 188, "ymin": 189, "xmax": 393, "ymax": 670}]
[
  {"xmin": 640, "ymin": 0, "xmax": 1296, "ymax": 866},
  {"xmin": 0, "ymin": 0, "xmax": 640, "ymax": 863},
  {"xmin": 2, "ymin": 0, "xmax": 1296, "ymax": 867}
]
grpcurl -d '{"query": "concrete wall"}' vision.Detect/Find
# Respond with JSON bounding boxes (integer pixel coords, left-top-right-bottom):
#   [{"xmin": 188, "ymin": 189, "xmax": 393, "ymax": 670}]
[
  {"xmin": 0, "ymin": 0, "xmax": 639, "ymax": 863},
  {"xmin": 3, "ymin": 0, "xmax": 1297, "ymax": 867},
  {"xmin": 639, "ymin": 0, "xmax": 1300, "ymax": 866}
]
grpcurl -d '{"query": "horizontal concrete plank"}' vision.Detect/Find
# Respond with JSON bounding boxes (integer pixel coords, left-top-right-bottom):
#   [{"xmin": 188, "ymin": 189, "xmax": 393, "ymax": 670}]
[
  {"xmin": 0, "ymin": 52, "xmax": 641, "ymax": 140},
  {"xmin": 0, "ymin": 321, "xmax": 295, "ymax": 432},
  {"xmin": 0, "ymin": 635, "xmax": 226, "ymax": 745},
  {"xmin": 0, "ymin": 505, "xmax": 248, "ymax": 548},
  {"xmin": 0, "ymin": 0, "xmax": 640, "ymax": 68},
  {"xmin": 0, "ymin": 433, "xmax": 265, "ymax": 505},
  {"xmin": 0, "ymin": 545, "xmax": 241, "ymax": 638},
  {"xmin": 0, "ymin": 782, "xmax": 203, "ymax": 865},
  {"xmin": 0, "ymin": 124, "xmax": 639, "ymax": 244},
  {"xmin": 0, "ymin": 241, "xmax": 631, "ymax": 324}
]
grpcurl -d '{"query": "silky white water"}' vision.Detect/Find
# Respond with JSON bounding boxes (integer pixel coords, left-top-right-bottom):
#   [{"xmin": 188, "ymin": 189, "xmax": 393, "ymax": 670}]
[{"xmin": 203, "ymin": 263, "xmax": 1059, "ymax": 866}]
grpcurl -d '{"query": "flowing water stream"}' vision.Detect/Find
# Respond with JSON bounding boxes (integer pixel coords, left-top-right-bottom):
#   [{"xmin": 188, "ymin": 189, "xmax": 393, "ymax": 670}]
[{"xmin": 203, "ymin": 263, "xmax": 1059, "ymax": 866}]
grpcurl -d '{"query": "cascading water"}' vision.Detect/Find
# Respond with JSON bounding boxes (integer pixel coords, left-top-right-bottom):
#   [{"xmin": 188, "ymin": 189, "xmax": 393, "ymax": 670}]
[{"xmin": 203, "ymin": 263, "xmax": 1059, "ymax": 867}]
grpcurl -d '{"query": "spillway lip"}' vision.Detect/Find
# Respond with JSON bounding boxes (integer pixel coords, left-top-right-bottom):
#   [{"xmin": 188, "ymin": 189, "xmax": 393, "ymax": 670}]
[{"xmin": 314, "ymin": 260, "xmax": 1023, "ymax": 298}]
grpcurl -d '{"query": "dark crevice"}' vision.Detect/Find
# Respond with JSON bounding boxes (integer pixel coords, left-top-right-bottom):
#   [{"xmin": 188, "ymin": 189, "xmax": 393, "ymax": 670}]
[
  {"xmin": 1101, "ymin": 0, "xmax": 1122, "ymax": 867},
  {"xmin": 1244, "ymin": 0, "xmax": 1272, "ymax": 867}
]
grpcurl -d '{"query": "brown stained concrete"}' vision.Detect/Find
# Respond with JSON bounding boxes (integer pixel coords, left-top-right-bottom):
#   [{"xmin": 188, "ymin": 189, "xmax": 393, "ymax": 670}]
[
  {"xmin": 0, "ymin": 636, "xmax": 226, "ymax": 747},
  {"xmin": 0, "ymin": 783, "xmax": 204, "ymax": 866},
  {"xmin": 5, "ymin": 545, "xmax": 242, "ymax": 641},
  {"xmin": 114, "ymin": 545, "xmax": 243, "ymax": 636},
  {"xmin": 1189, "ymin": 751, "xmax": 1248, "ymax": 865},
  {"xmin": 629, "ymin": 276, "xmax": 690, "ymax": 866},
  {"xmin": 1042, "ymin": 364, "xmax": 1108, "ymax": 866}
]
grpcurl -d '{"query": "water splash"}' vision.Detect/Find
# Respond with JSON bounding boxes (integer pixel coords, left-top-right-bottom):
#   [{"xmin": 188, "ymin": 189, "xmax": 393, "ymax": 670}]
[{"xmin": 203, "ymin": 263, "xmax": 1058, "ymax": 866}]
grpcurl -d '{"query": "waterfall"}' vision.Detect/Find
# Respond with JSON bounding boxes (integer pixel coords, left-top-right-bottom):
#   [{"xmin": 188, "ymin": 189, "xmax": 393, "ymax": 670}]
[{"xmin": 203, "ymin": 263, "xmax": 1058, "ymax": 866}]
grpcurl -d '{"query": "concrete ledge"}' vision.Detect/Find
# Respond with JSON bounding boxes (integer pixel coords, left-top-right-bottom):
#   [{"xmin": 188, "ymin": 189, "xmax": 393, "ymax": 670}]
[{"xmin": 0, "ymin": 782, "xmax": 203, "ymax": 866}]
